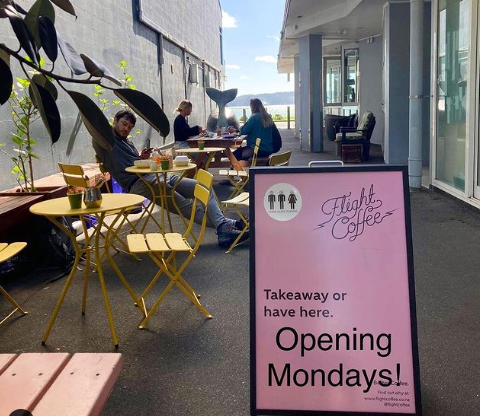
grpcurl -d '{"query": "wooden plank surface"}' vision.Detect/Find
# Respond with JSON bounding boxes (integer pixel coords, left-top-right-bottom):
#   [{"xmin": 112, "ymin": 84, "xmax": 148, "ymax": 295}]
[
  {"xmin": 0, "ymin": 354, "xmax": 17, "ymax": 376},
  {"xmin": 0, "ymin": 353, "xmax": 70, "ymax": 416},
  {"xmin": 32, "ymin": 353, "xmax": 123, "ymax": 416}
]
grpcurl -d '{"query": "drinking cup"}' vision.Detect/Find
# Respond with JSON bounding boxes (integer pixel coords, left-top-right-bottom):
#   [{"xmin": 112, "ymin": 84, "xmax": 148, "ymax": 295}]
[
  {"xmin": 160, "ymin": 159, "xmax": 170, "ymax": 170},
  {"xmin": 68, "ymin": 193, "xmax": 83, "ymax": 209}
]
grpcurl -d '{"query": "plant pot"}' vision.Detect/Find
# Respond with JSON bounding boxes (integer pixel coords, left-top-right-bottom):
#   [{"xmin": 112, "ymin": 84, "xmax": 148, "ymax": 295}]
[{"xmin": 0, "ymin": 185, "xmax": 68, "ymax": 200}]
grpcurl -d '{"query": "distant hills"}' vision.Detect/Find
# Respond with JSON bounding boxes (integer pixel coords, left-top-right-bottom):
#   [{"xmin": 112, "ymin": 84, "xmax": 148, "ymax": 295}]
[{"xmin": 229, "ymin": 91, "xmax": 294, "ymax": 106}]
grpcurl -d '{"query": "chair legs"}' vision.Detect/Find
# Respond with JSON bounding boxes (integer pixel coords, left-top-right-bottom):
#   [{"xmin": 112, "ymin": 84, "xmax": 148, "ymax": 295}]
[
  {"xmin": 0, "ymin": 242, "xmax": 28, "ymax": 325},
  {"xmin": 222, "ymin": 192, "xmax": 250, "ymax": 253},
  {"xmin": 0, "ymin": 285, "xmax": 28, "ymax": 326},
  {"xmin": 138, "ymin": 251, "xmax": 212, "ymax": 329}
]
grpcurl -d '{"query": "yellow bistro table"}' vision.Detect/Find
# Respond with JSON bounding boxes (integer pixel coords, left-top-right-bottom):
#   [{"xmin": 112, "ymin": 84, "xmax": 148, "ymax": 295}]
[
  {"xmin": 30, "ymin": 193, "xmax": 145, "ymax": 347},
  {"xmin": 125, "ymin": 163, "xmax": 196, "ymax": 233}
]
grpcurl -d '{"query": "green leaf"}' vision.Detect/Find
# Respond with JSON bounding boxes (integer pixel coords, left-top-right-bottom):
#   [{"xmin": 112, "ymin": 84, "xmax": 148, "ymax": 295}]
[
  {"xmin": 80, "ymin": 54, "xmax": 122, "ymax": 86},
  {"xmin": 113, "ymin": 88, "xmax": 170, "ymax": 137},
  {"xmin": 16, "ymin": 77, "xmax": 30, "ymax": 89},
  {"xmin": 67, "ymin": 90, "xmax": 114, "ymax": 150},
  {"xmin": 49, "ymin": 0, "xmax": 76, "ymax": 17},
  {"xmin": 31, "ymin": 153, "xmax": 40, "ymax": 160},
  {"xmin": 32, "ymin": 73, "xmax": 58, "ymax": 100},
  {"xmin": 129, "ymin": 84, "xmax": 136, "ymax": 90},
  {"xmin": 24, "ymin": 0, "xmax": 55, "ymax": 48},
  {"xmin": 118, "ymin": 60, "xmax": 127, "ymax": 68},
  {"xmin": 29, "ymin": 79, "xmax": 61, "ymax": 143},
  {"xmin": 0, "ymin": 47, "xmax": 12, "ymax": 105},
  {"xmin": 56, "ymin": 30, "xmax": 87, "ymax": 75},
  {"xmin": 38, "ymin": 16, "xmax": 58, "ymax": 62},
  {"xmin": 20, "ymin": 116, "xmax": 28, "ymax": 126},
  {"xmin": 11, "ymin": 135, "xmax": 23, "ymax": 145},
  {"xmin": 5, "ymin": 7, "xmax": 39, "ymax": 64}
]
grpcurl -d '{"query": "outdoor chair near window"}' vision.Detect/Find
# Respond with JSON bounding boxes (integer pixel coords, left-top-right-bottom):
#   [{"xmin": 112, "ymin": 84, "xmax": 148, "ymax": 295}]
[
  {"xmin": 126, "ymin": 169, "xmax": 214, "ymax": 329},
  {"xmin": 219, "ymin": 138, "xmax": 261, "ymax": 200},
  {"xmin": 325, "ymin": 113, "xmax": 358, "ymax": 142},
  {"xmin": 335, "ymin": 111, "xmax": 376, "ymax": 162},
  {"xmin": 0, "ymin": 242, "xmax": 28, "ymax": 325}
]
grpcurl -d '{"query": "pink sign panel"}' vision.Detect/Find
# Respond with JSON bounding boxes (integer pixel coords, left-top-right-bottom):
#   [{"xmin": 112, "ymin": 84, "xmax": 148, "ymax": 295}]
[{"xmin": 251, "ymin": 166, "xmax": 421, "ymax": 415}]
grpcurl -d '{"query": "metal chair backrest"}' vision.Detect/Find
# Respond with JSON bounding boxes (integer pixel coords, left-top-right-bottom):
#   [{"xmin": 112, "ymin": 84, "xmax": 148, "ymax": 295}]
[
  {"xmin": 184, "ymin": 169, "xmax": 213, "ymax": 250},
  {"xmin": 58, "ymin": 162, "xmax": 89, "ymax": 188},
  {"xmin": 268, "ymin": 151, "xmax": 292, "ymax": 167},
  {"xmin": 250, "ymin": 138, "xmax": 262, "ymax": 167},
  {"xmin": 95, "ymin": 155, "xmax": 111, "ymax": 193}
]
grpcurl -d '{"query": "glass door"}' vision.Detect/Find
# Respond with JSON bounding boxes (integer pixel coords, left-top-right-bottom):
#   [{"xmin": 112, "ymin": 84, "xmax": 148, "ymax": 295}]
[
  {"xmin": 342, "ymin": 48, "xmax": 359, "ymax": 105},
  {"xmin": 435, "ymin": 0, "xmax": 470, "ymax": 192}
]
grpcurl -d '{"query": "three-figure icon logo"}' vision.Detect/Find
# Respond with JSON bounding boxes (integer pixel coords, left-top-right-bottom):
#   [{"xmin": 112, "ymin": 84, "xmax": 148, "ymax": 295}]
[{"xmin": 264, "ymin": 183, "xmax": 302, "ymax": 221}]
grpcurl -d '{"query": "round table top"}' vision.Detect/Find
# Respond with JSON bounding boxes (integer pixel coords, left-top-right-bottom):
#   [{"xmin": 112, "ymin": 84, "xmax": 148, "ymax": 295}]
[
  {"xmin": 30, "ymin": 193, "xmax": 145, "ymax": 217},
  {"xmin": 175, "ymin": 147, "xmax": 225, "ymax": 154},
  {"xmin": 125, "ymin": 163, "xmax": 196, "ymax": 174}
]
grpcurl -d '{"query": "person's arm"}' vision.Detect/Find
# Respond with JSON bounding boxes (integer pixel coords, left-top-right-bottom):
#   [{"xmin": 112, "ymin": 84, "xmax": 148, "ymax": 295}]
[
  {"xmin": 240, "ymin": 116, "xmax": 257, "ymax": 147},
  {"xmin": 174, "ymin": 115, "xmax": 200, "ymax": 141}
]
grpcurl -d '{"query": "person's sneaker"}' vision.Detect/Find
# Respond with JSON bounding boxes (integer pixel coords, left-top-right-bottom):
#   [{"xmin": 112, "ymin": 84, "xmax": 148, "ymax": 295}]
[
  {"xmin": 217, "ymin": 226, "xmax": 250, "ymax": 248},
  {"xmin": 235, "ymin": 219, "xmax": 248, "ymax": 231}
]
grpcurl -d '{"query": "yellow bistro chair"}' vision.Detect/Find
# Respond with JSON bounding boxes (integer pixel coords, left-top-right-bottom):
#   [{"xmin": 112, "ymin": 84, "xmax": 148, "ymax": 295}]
[
  {"xmin": 219, "ymin": 138, "xmax": 261, "ymax": 200},
  {"xmin": 0, "ymin": 242, "xmax": 28, "ymax": 325},
  {"xmin": 268, "ymin": 150, "xmax": 292, "ymax": 167},
  {"xmin": 127, "ymin": 169, "xmax": 213, "ymax": 329},
  {"xmin": 221, "ymin": 192, "xmax": 250, "ymax": 253}
]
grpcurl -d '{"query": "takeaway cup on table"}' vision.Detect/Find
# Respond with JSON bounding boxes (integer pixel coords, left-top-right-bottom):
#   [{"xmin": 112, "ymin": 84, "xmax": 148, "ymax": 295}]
[{"xmin": 67, "ymin": 192, "xmax": 83, "ymax": 209}]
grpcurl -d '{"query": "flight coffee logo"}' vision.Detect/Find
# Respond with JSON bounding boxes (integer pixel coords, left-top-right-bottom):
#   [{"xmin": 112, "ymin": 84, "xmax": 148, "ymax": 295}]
[
  {"xmin": 264, "ymin": 183, "xmax": 302, "ymax": 221},
  {"xmin": 315, "ymin": 184, "xmax": 396, "ymax": 241}
]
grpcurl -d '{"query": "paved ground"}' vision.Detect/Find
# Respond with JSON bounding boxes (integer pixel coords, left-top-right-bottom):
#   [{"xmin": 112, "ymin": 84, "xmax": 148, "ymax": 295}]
[{"xmin": 0, "ymin": 129, "xmax": 479, "ymax": 415}]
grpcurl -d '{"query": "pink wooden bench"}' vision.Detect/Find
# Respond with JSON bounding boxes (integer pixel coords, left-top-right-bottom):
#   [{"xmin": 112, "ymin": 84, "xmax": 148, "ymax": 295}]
[{"xmin": 0, "ymin": 353, "xmax": 122, "ymax": 416}]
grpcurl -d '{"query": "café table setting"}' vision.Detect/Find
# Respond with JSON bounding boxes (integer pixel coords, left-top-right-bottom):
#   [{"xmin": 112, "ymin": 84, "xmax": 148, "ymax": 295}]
[
  {"xmin": 125, "ymin": 157, "xmax": 197, "ymax": 233},
  {"xmin": 29, "ymin": 192, "xmax": 147, "ymax": 347}
]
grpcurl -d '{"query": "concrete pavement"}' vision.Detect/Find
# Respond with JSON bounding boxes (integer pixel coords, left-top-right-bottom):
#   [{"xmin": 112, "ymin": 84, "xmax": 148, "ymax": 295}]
[{"xmin": 0, "ymin": 129, "xmax": 479, "ymax": 415}]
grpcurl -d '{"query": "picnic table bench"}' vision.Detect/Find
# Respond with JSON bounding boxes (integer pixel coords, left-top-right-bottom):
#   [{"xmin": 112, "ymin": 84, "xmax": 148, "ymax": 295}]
[{"xmin": 0, "ymin": 353, "xmax": 122, "ymax": 416}]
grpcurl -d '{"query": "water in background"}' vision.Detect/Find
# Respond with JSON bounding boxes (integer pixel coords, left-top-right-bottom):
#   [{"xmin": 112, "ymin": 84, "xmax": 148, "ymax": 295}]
[{"xmin": 229, "ymin": 104, "xmax": 295, "ymax": 120}]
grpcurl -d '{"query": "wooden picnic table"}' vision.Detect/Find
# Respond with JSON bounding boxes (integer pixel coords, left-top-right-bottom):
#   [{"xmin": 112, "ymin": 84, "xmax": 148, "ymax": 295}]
[
  {"xmin": 0, "ymin": 353, "xmax": 122, "ymax": 416},
  {"xmin": 187, "ymin": 135, "xmax": 245, "ymax": 171}
]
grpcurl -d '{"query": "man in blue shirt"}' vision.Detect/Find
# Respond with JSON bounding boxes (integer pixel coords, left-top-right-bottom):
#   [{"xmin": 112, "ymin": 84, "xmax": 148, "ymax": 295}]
[{"xmin": 93, "ymin": 110, "xmax": 248, "ymax": 248}]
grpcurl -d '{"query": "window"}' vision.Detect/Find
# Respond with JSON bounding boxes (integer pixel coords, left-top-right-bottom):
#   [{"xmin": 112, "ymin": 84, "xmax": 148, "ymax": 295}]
[
  {"xmin": 323, "ymin": 57, "xmax": 341, "ymax": 105},
  {"xmin": 343, "ymin": 48, "xmax": 359, "ymax": 105}
]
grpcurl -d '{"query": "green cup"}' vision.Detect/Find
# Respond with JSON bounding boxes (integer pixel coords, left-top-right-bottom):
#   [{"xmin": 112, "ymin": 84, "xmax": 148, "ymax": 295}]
[
  {"xmin": 160, "ymin": 159, "xmax": 170, "ymax": 170},
  {"xmin": 68, "ymin": 193, "xmax": 83, "ymax": 209},
  {"xmin": 198, "ymin": 141, "xmax": 205, "ymax": 150}
]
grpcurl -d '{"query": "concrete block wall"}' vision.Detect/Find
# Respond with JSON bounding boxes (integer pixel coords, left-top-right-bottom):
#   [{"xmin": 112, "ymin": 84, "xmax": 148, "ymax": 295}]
[{"xmin": 0, "ymin": 0, "xmax": 222, "ymax": 190}]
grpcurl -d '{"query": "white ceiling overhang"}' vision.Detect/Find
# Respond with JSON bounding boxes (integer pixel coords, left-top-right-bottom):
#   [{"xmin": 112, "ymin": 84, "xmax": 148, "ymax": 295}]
[{"xmin": 278, "ymin": 0, "xmax": 391, "ymax": 73}]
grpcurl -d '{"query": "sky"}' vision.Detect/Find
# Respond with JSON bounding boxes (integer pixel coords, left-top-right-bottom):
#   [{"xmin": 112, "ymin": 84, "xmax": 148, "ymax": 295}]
[{"xmin": 221, "ymin": 0, "xmax": 293, "ymax": 97}]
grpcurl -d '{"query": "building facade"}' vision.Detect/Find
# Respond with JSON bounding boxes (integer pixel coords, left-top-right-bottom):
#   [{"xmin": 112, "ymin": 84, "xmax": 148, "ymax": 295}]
[
  {"xmin": 0, "ymin": 0, "xmax": 223, "ymax": 190},
  {"xmin": 279, "ymin": 0, "xmax": 480, "ymax": 209}
]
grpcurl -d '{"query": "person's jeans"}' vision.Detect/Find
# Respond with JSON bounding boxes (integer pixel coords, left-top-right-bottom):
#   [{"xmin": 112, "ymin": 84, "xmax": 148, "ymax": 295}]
[
  {"xmin": 174, "ymin": 141, "xmax": 191, "ymax": 149},
  {"xmin": 130, "ymin": 173, "xmax": 225, "ymax": 230},
  {"xmin": 233, "ymin": 146, "xmax": 271, "ymax": 161}
]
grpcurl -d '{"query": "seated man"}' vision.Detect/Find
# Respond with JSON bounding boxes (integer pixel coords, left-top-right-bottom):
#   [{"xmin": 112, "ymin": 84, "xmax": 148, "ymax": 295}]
[{"xmin": 93, "ymin": 110, "xmax": 248, "ymax": 248}]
